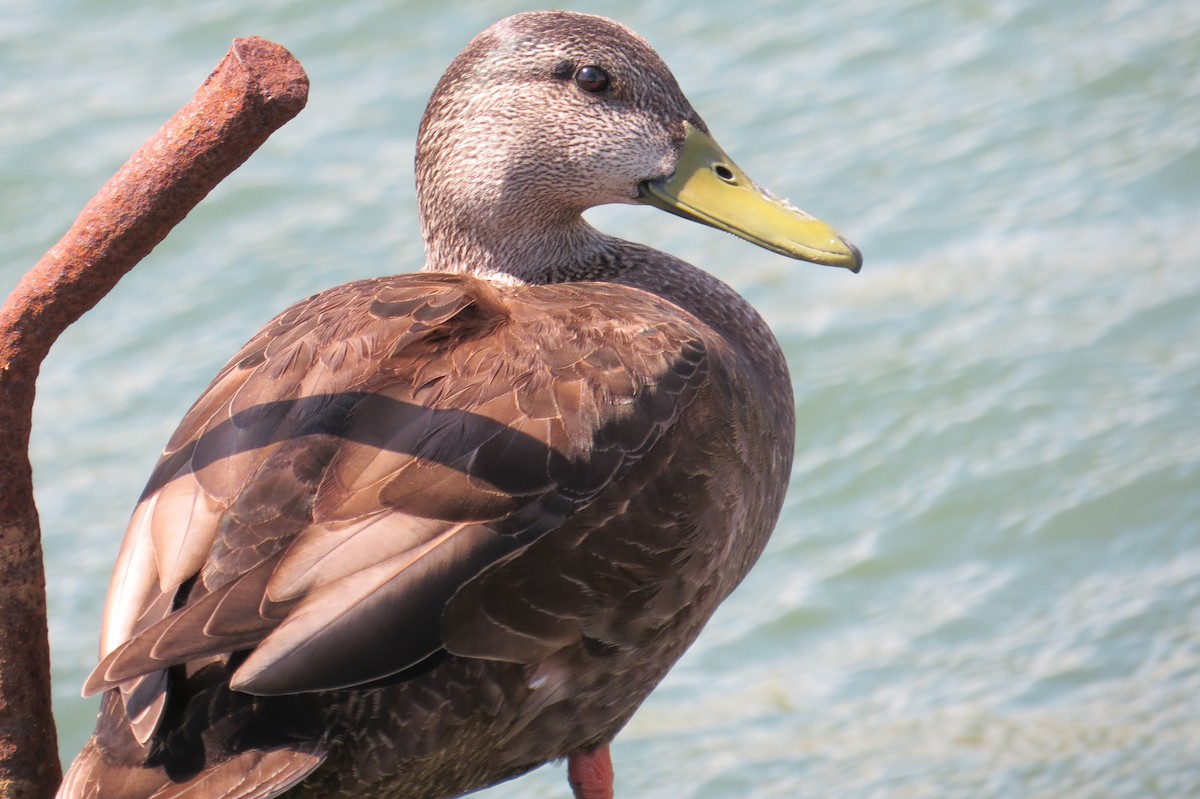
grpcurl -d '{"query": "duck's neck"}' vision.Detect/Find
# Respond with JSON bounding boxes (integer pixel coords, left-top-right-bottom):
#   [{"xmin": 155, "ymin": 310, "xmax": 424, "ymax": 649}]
[{"xmin": 420, "ymin": 210, "xmax": 629, "ymax": 286}]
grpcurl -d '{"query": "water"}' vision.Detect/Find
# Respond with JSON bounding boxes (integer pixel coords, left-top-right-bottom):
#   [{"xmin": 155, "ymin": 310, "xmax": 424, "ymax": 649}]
[{"xmin": 3, "ymin": 0, "xmax": 1198, "ymax": 796}]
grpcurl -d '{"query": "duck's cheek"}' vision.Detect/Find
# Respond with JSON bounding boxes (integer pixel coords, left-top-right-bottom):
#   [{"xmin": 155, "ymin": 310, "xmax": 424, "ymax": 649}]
[
  {"xmin": 588, "ymin": 137, "xmax": 681, "ymax": 204},
  {"xmin": 624, "ymin": 121, "xmax": 682, "ymax": 186}
]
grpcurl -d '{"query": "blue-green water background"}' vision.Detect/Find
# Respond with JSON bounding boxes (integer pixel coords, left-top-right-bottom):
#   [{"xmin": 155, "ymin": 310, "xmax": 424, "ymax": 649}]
[{"xmin": 4, "ymin": 1, "xmax": 1199, "ymax": 796}]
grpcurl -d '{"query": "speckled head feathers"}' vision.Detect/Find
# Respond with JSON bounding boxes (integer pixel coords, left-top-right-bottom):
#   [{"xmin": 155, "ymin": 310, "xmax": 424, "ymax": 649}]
[{"xmin": 415, "ymin": 11, "xmax": 705, "ymax": 280}]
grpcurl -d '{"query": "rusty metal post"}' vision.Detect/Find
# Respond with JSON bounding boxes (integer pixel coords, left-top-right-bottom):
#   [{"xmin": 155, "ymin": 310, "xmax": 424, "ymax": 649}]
[{"xmin": 0, "ymin": 37, "xmax": 308, "ymax": 798}]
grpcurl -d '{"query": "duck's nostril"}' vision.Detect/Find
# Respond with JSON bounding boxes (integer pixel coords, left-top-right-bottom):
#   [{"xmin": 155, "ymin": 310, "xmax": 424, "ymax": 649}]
[{"xmin": 714, "ymin": 164, "xmax": 735, "ymax": 182}]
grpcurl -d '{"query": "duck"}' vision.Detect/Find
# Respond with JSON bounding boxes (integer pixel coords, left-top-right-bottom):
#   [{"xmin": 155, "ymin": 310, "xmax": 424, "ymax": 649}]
[{"xmin": 58, "ymin": 10, "xmax": 861, "ymax": 799}]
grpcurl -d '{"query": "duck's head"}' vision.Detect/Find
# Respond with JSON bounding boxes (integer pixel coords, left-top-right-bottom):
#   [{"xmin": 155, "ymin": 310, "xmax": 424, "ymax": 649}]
[{"xmin": 416, "ymin": 11, "xmax": 861, "ymax": 281}]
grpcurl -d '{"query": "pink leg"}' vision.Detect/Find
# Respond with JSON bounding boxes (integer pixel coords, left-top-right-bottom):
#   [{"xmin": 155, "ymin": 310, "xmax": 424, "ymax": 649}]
[{"xmin": 568, "ymin": 744, "xmax": 614, "ymax": 799}]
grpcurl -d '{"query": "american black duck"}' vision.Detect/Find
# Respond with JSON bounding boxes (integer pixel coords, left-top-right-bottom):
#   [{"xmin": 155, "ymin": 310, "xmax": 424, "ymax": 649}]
[{"xmin": 59, "ymin": 10, "xmax": 861, "ymax": 799}]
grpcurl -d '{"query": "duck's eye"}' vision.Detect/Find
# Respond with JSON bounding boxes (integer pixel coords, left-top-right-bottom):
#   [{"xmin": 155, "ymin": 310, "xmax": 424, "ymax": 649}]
[{"xmin": 574, "ymin": 65, "xmax": 610, "ymax": 93}]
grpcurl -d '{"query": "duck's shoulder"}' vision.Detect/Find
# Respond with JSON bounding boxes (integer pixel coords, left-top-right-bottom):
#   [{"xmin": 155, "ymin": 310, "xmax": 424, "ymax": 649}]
[
  {"xmin": 232, "ymin": 270, "xmax": 722, "ymax": 369},
  {"xmin": 156, "ymin": 271, "xmax": 723, "ymax": 477},
  {"xmin": 204, "ymin": 271, "xmax": 730, "ymax": 417}
]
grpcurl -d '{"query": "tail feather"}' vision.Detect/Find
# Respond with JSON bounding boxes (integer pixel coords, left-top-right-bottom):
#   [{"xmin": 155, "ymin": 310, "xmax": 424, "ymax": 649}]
[{"xmin": 57, "ymin": 738, "xmax": 325, "ymax": 799}]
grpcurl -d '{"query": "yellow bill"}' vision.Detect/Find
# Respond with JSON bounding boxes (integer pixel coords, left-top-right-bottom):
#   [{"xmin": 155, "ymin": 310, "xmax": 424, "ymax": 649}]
[{"xmin": 639, "ymin": 122, "xmax": 862, "ymax": 272}]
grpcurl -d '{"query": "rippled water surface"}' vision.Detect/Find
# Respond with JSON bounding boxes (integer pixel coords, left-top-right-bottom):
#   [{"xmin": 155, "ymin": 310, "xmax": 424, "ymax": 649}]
[{"xmin": 4, "ymin": 1, "xmax": 1199, "ymax": 797}]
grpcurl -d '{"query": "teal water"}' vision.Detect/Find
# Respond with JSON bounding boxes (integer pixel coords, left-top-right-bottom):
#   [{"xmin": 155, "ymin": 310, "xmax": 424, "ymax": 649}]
[{"xmin": 4, "ymin": 1, "xmax": 1199, "ymax": 797}]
